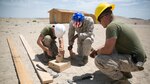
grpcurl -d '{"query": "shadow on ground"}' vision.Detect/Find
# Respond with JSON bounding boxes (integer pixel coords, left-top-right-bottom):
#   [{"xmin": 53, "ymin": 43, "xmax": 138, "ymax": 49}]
[
  {"xmin": 68, "ymin": 55, "xmax": 87, "ymax": 67},
  {"xmin": 35, "ymin": 53, "xmax": 49, "ymax": 65},
  {"xmin": 68, "ymin": 70, "xmax": 131, "ymax": 84},
  {"xmin": 35, "ymin": 52, "xmax": 86, "ymax": 67}
]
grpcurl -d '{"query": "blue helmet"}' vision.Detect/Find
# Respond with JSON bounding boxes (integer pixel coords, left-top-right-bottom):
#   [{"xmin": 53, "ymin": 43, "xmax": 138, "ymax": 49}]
[{"xmin": 72, "ymin": 12, "xmax": 85, "ymax": 22}]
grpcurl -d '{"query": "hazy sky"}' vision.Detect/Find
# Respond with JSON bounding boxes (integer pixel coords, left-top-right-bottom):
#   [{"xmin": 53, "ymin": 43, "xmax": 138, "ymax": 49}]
[{"xmin": 0, "ymin": 0, "xmax": 150, "ymax": 19}]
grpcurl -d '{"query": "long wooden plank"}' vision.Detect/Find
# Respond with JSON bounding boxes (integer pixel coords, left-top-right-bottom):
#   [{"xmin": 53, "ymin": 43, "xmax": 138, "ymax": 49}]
[
  {"xmin": 7, "ymin": 37, "xmax": 33, "ymax": 84},
  {"xmin": 19, "ymin": 35, "xmax": 53, "ymax": 84}
]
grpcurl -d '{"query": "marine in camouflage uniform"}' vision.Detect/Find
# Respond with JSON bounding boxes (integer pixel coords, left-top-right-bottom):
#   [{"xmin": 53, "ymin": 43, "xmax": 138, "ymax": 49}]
[
  {"xmin": 91, "ymin": 2, "xmax": 147, "ymax": 83},
  {"xmin": 37, "ymin": 24, "xmax": 65, "ymax": 63},
  {"xmin": 68, "ymin": 15, "xmax": 94, "ymax": 66},
  {"xmin": 40, "ymin": 26, "xmax": 58, "ymax": 59}
]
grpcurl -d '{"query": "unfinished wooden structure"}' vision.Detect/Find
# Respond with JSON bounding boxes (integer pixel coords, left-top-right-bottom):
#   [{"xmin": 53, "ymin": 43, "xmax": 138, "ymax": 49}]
[{"xmin": 48, "ymin": 8, "xmax": 96, "ymax": 24}]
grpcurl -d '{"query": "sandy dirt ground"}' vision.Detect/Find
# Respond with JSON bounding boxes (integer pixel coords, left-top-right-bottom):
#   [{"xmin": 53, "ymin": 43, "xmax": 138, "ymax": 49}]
[{"xmin": 0, "ymin": 18, "xmax": 150, "ymax": 84}]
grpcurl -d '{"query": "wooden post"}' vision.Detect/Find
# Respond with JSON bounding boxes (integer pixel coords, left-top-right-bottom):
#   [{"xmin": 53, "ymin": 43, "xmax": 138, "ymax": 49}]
[{"xmin": 56, "ymin": 48, "xmax": 64, "ymax": 63}]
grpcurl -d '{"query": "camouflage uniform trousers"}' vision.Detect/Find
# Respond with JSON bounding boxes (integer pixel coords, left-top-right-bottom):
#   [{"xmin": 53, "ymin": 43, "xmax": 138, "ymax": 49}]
[
  {"xmin": 95, "ymin": 52, "xmax": 140, "ymax": 80},
  {"xmin": 42, "ymin": 35, "xmax": 58, "ymax": 58},
  {"xmin": 77, "ymin": 37, "xmax": 94, "ymax": 58}
]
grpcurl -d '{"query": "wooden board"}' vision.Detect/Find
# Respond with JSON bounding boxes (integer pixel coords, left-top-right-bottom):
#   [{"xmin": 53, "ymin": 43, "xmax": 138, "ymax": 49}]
[
  {"xmin": 7, "ymin": 37, "xmax": 33, "ymax": 84},
  {"xmin": 48, "ymin": 59, "xmax": 71, "ymax": 72},
  {"xmin": 19, "ymin": 35, "xmax": 53, "ymax": 84}
]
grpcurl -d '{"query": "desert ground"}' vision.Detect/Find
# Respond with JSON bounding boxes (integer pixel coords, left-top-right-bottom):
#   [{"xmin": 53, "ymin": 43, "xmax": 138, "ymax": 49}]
[{"xmin": 0, "ymin": 17, "xmax": 150, "ymax": 84}]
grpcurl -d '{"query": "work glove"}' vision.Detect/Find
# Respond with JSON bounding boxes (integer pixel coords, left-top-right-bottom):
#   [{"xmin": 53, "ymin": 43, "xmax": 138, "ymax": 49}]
[
  {"xmin": 90, "ymin": 49, "xmax": 97, "ymax": 58},
  {"xmin": 68, "ymin": 45, "xmax": 73, "ymax": 50}
]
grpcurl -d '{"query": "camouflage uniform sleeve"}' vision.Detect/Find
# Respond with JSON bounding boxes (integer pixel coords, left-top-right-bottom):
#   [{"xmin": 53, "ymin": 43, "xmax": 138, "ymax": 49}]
[
  {"xmin": 78, "ymin": 17, "xmax": 94, "ymax": 39},
  {"xmin": 68, "ymin": 21, "xmax": 75, "ymax": 45}
]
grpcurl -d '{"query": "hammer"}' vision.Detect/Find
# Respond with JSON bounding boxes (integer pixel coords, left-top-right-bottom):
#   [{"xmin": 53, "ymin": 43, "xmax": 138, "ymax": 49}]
[{"xmin": 36, "ymin": 64, "xmax": 59, "ymax": 78}]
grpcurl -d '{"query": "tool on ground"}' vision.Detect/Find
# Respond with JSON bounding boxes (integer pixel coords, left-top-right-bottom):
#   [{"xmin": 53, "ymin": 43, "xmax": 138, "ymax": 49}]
[
  {"xmin": 36, "ymin": 64, "xmax": 59, "ymax": 78},
  {"xmin": 67, "ymin": 74, "xmax": 94, "ymax": 84},
  {"xmin": 36, "ymin": 64, "xmax": 47, "ymax": 72}
]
